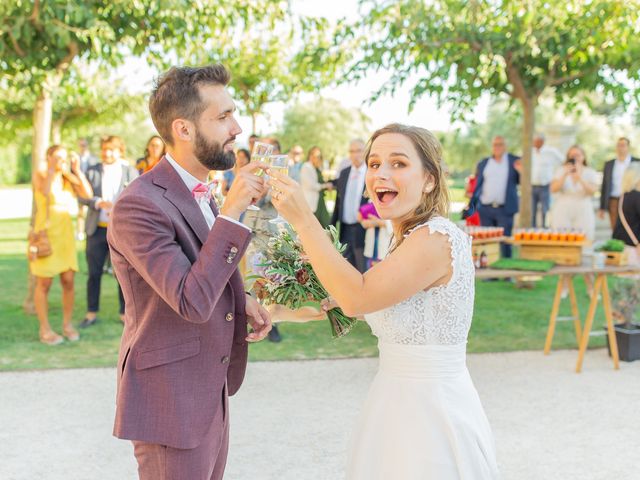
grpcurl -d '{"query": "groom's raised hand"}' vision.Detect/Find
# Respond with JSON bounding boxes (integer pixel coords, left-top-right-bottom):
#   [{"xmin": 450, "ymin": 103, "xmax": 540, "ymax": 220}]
[
  {"xmin": 220, "ymin": 162, "xmax": 268, "ymax": 220},
  {"xmin": 245, "ymin": 293, "xmax": 272, "ymax": 342}
]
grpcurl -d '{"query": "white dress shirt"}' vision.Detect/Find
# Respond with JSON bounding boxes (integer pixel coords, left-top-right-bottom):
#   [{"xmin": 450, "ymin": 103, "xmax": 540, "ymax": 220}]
[
  {"xmin": 611, "ymin": 155, "xmax": 631, "ymax": 198},
  {"xmin": 480, "ymin": 154, "xmax": 509, "ymax": 206},
  {"xmin": 342, "ymin": 163, "xmax": 367, "ymax": 224},
  {"xmin": 166, "ymin": 153, "xmax": 250, "ymax": 231},
  {"xmin": 531, "ymin": 145, "xmax": 563, "ymax": 186},
  {"xmin": 99, "ymin": 162, "xmax": 124, "ymax": 224}
]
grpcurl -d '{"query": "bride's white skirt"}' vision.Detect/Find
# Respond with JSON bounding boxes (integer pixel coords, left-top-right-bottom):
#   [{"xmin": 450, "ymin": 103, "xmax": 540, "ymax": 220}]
[{"xmin": 347, "ymin": 342, "xmax": 499, "ymax": 480}]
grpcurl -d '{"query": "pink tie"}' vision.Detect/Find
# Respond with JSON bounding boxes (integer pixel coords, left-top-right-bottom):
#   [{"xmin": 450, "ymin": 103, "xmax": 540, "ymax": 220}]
[{"xmin": 191, "ymin": 181, "xmax": 217, "ymax": 201}]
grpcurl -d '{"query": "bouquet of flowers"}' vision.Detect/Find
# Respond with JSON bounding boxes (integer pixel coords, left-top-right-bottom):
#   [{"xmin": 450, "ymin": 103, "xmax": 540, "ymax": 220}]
[{"xmin": 248, "ymin": 225, "xmax": 357, "ymax": 338}]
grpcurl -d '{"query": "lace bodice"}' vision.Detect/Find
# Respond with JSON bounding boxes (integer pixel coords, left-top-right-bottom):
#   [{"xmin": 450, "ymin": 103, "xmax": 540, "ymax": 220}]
[{"xmin": 365, "ymin": 216, "xmax": 475, "ymax": 345}]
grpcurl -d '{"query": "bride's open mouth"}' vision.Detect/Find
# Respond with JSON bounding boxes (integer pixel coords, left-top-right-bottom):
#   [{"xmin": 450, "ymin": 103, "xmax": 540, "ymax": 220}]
[{"xmin": 375, "ymin": 187, "xmax": 398, "ymax": 206}]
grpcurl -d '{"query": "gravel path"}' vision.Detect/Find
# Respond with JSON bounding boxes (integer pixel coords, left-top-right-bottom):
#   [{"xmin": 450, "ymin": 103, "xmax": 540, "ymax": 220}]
[{"xmin": 1, "ymin": 348, "xmax": 638, "ymax": 480}]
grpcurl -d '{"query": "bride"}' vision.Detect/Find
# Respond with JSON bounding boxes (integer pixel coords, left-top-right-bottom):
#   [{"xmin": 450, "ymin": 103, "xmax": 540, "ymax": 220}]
[{"xmin": 268, "ymin": 123, "xmax": 499, "ymax": 479}]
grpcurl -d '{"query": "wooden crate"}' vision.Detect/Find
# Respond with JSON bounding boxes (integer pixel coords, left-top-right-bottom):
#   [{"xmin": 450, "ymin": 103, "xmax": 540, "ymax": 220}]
[
  {"xmin": 604, "ymin": 251, "xmax": 628, "ymax": 266},
  {"xmin": 518, "ymin": 244, "xmax": 581, "ymax": 265},
  {"xmin": 472, "ymin": 239, "xmax": 502, "ymax": 265}
]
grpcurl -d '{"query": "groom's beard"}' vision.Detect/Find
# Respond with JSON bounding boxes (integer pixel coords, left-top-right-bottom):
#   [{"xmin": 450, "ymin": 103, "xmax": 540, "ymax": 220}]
[{"xmin": 194, "ymin": 129, "xmax": 236, "ymax": 171}]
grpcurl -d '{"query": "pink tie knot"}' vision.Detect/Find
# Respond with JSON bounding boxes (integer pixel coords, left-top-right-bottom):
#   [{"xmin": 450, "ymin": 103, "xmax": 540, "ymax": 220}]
[{"xmin": 191, "ymin": 181, "xmax": 217, "ymax": 201}]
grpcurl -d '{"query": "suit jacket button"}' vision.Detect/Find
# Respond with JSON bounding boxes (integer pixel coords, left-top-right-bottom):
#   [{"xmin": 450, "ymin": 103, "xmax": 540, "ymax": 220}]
[
  {"xmin": 225, "ymin": 312, "xmax": 234, "ymax": 322},
  {"xmin": 230, "ymin": 246, "xmax": 239, "ymax": 254},
  {"xmin": 226, "ymin": 256, "xmax": 233, "ymax": 264},
  {"xmin": 221, "ymin": 355, "xmax": 230, "ymax": 364}
]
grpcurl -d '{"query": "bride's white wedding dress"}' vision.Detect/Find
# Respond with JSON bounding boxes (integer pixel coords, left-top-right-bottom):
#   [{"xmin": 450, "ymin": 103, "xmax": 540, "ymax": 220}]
[{"xmin": 347, "ymin": 216, "xmax": 499, "ymax": 479}]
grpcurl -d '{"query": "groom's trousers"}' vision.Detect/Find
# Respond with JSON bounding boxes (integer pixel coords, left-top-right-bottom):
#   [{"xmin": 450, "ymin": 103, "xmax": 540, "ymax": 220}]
[{"xmin": 132, "ymin": 385, "xmax": 229, "ymax": 480}]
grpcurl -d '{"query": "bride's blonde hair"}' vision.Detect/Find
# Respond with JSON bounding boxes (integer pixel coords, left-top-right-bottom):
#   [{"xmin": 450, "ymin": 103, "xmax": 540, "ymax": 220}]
[{"xmin": 364, "ymin": 124, "xmax": 450, "ymax": 251}]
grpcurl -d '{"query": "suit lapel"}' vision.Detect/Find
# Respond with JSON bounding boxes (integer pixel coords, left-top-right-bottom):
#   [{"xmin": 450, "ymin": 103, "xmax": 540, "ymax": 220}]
[
  {"xmin": 153, "ymin": 158, "xmax": 210, "ymax": 245},
  {"xmin": 118, "ymin": 164, "xmax": 130, "ymax": 192},
  {"xmin": 93, "ymin": 164, "xmax": 103, "ymax": 198}
]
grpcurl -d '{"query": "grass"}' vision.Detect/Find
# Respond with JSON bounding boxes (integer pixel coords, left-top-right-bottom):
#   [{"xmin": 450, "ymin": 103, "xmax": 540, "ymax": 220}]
[{"xmin": 0, "ymin": 217, "xmax": 607, "ymax": 371}]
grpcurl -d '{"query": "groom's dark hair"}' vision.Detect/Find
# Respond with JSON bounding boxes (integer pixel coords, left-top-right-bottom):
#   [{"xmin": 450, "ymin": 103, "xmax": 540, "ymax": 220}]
[{"xmin": 149, "ymin": 64, "xmax": 231, "ymax": 146}]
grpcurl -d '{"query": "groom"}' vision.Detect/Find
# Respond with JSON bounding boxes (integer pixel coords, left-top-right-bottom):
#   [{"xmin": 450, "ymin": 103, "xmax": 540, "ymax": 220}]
[{"xmin": 107, "ymin": 64, "xmax": 272, "ymax": 479}]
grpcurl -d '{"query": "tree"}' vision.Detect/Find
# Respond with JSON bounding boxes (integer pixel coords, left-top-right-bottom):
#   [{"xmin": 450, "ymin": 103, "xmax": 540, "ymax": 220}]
[
  {"xmin": 341, "ymin": 0, "xmax": 640, "ymax": 226},
  {"xmin": 185, "ymin": 15, "xmax": 343, "ymax": 133},
  {"xmin": 0, "ymin": 66, "xmax": 145, "ymax": 146},
  {"xmin": 0, "ymin": 0, "xmax": 288, "ymax": 174},
  {"xmin": 278, "ymin": 97, "xmax": 371, "ymax": 165},
  {"xmin": 0, "ymin": 0, "xmax": 288, "ymax": 312}
]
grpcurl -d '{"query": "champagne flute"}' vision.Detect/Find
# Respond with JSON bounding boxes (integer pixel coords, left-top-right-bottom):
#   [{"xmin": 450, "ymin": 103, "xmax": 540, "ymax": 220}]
[
  {"xmin": 248, "ymin": 141, "xmax": 273, "ymax": 211},
  {"xmin": 268, "ymin": 154, "xmax": 290, "ymax": 225}
]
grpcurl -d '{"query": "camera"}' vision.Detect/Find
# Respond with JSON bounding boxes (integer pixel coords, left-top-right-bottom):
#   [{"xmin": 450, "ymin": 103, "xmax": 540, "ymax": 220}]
[{"xmin": 566, "ymin": 158, "xmax": 576, "ymax": 165}]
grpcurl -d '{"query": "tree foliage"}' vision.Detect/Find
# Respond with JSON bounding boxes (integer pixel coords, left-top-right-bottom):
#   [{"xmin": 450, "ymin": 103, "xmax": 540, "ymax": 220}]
[
  {"xmin": 278, "ymin": 97, "xmax": 371, "ymax": 165},
  {"xmin": 184, "ymin": 14, "xmax": 345, "ymax": 133},
  {"xmin": 341, "ymin": 0, "xmax": 640, "ymax": 225},
  {"xmin": 0, "ymin": 0, "xmax": 290, "ymax": 175}
]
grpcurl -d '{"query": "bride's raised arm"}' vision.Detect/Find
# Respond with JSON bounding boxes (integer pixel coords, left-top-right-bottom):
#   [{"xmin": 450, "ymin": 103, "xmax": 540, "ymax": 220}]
[{"xmin": 268, "ymin": 172, "xmax": 452, "ymax": 317}]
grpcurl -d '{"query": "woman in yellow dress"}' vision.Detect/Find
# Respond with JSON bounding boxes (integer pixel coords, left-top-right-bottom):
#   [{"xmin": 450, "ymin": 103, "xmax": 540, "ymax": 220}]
[{"xmin": 31, "ymin": 145, "xmax": 93, "ymax": 345}]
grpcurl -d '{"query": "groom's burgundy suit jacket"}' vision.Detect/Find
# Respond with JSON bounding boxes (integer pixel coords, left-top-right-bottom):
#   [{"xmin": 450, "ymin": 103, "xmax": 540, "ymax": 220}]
[{"xmin": 107, "ymin": 158, "xmax": 251, "ymax": 449}]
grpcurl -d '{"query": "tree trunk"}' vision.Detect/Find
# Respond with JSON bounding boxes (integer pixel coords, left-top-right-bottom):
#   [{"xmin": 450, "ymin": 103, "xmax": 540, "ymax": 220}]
[
  {"xmin": 518, "ymin": 96, "xmax": 537, "ymax": 229},
  {"xmin": 32, "ymin": 90, "xmax": 53, "ymax": 174},
  {"xmin": 24, "ymin": 88, "xmax": 55, "ymax": 315},
  {"xmin": 51, "ymin": 118, "xmax": 63, "ymax": 144},
  {"xmin": 251, "ymin": 112, "xmax": 258, "ymax": 135}
]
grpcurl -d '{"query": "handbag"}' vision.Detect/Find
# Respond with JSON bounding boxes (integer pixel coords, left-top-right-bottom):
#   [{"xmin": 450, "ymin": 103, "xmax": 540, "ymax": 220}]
[{"xmin": 27, "ymin": 189, "xmax": 53, "ymax": 261}]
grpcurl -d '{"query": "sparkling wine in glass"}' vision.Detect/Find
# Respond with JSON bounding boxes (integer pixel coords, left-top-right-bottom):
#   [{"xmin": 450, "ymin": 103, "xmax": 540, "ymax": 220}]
[
  {"xmin": 269, "ymin": 154, "xmax": 290, "ymax": 225},
  {"xmin": 248, "ymin": 141, "xmax": 273, "ymax": 211}
]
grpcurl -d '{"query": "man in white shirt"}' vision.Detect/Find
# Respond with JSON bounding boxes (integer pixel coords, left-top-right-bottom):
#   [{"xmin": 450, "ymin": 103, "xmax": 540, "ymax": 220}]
[
  {"xmin": 79, "ymin": 136, "xmax": 138, "ymax": 327},
  {"xmin": 471, "ymin": 136, "xmax": 521, "ymax": 258},
  {"xmin": 599, "ymin": 137, "xmax": 640, "ymax": 229},
  {"xmin": 75, "ymin": 138, "xmax": 99, "ymax": 240},
  {"xmin": 330, "ymin": 139, "xmax": 368, "ymax": 272},
  {"xmin": 531, "ymin": 133, "xmax": 563, "ymax": 228}
]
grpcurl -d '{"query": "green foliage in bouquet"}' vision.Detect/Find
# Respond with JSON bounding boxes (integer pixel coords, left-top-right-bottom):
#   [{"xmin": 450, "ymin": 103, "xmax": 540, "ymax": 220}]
[{"xmin": 248, "ymin": 225, "xmax": 357, "ymax": 338}]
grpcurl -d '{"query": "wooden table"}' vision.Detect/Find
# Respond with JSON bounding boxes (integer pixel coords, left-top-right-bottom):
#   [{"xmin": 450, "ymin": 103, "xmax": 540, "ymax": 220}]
[{"xmin": 475, "ymin": 263, "xmax": 640, "ymax": 372}]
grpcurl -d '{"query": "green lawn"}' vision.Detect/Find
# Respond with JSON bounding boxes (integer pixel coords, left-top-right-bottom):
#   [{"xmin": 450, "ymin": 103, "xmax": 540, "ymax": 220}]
[{"xmin": 0, "ymin": 217, "xmax": 606, "ymax": 371}]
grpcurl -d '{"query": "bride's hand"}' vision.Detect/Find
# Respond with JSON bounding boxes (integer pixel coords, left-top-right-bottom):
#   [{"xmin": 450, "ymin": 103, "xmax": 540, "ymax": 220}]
[
  {"xmin": 268, "ymin": 170, "xmax": 314, "ymax": 226},
  {"xmin": 320, "ymin": 297, "xmax": 339, "ymax": 312}
]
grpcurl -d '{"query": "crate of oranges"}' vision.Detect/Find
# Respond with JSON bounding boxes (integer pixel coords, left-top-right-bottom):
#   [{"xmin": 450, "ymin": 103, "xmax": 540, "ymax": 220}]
[
  {"xmin": 461, "ymin": 227, "xmax": 506, "ymax": 266},
  {"xmin": 511, "ymin": 229, "xmax": 588, "ymax": 265}
]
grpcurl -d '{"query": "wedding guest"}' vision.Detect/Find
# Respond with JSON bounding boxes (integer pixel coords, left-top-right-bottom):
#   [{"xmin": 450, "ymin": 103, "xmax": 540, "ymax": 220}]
[
  {"xmin": 77, "ymin": 138, "xmax": 98, "ymax": 174},
  {"xmin": 249, "ymin": 136, "xmax": 283, "ymax": 342},
  {"xmin": 31, "ymin": 145, "xmax": 92, "ymax": 345},
  {"xmin": 300, "ymin": 146, "xmax": 332, "ymax": 228},
  {"xmin": 531, "ymin": 133, "xmax": 563, "ymax": 228},
  {"xmin": 338, "ymin": 138, "xmax": 365, "ymax": 172},
  {"xmin": 76, "ymin": 138, "xmax": 98, "ymax": 240},
  {"xmin": 613, "ymin": 163, "xmax": 640, "ymax": 266},
  {"xmin": 463, "ymin": 173, "xmax": 480, "ymax": 226},
  {"xmin": 550, "ymin": 145, "xmax": 599, "ymax": 241},
  {"xmin": 79, "ymin": 135, "xmax": 138, "ymax": 327},
  {"xmin": 599, "ymin": 137, "xmax": 639, "ymax": 230},
  {"xmin": 357, "ymin": 202, "xmax": 392, "ymax": 270},
  {"xmin": 135, "ymin": 135, "xmax": 166, "ymax": 174},
  {"xmin": 222, "ymin": 149, "xmax": 250, "ymax": 196},
  {"xmin": 470, "ymin": 136, "xmax": 521, "ymax": 258},
  {"xmin": 248, "ymin": 133, "xmax": 259, "ymax": 154},
  {"xmin": 550, "ymin": 145, "xmax": 599, "ymax": 297},
  {"xmin": 331, "ymin": 139, "xmax": 368, "ymax": 272},
  {"xmin": 288, "ymin": 144, "xmax": 304, "ymax": 182}
]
